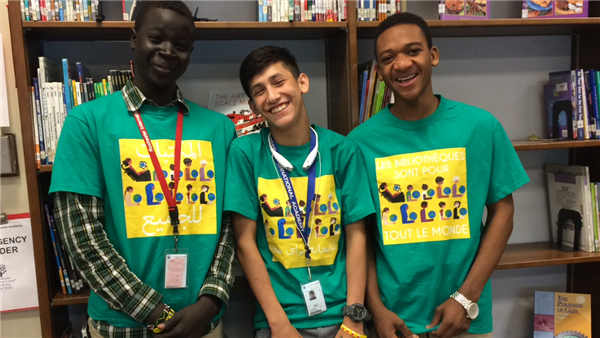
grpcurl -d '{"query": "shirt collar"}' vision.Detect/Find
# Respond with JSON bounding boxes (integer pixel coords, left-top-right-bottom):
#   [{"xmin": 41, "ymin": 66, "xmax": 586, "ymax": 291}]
[{"xmin": 121, "ymin": 79, "xmax": 189, "ymax": 114}]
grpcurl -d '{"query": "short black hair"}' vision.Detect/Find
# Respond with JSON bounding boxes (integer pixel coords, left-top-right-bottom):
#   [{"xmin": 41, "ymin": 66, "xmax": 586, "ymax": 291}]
[
  {"xmin": 134, "ymin": 1, "xmax": 194, "ymax": 32},
  {"xmin": 239, "ymin": 46, "xmax": 301, "ymax": 100},
  {"xmin": 374, "ymin": 12, "xmax": 433, "ymax": 60}
]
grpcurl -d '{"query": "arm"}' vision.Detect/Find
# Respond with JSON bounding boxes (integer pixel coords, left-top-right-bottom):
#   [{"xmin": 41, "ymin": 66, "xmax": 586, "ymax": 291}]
[
  {"xmin": 53, "ymin": 192, "xmax": 164, "ymax": 324},
  {"xmin": 429, "ymin": 194, "xmax": 515, "ymax": 338},
  {"xmin": 157, "ymin": 213, "xmax": 236, "ymax": 337},
  {"xmin": 336, "ymin": 219, "xmax": 367, "ymax": 337},
  {"xmin": 365, "ymin": 219, "xmax": 416, "ymax": 338},
  {"xmin": 232, "ymin": 212, "xmax": 301, "ymax": 338}
]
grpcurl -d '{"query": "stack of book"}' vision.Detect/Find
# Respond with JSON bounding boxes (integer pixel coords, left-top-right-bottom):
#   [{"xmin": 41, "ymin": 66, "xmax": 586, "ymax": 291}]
[
  {"xmin": 32, "ymin": 57, "xmax": 132, "ymax": 167},
  {"xmin": 523, "ymin": 0, "xmax": 588, "ymax": 18},
  {"xmin": 258, "ymin": 0, "xmax": 347, "ymax": 22},
  {"xmin": 357, "ymin": 0, "xmax": 407, "ymax": 21},
  {"xmin": 45, "ymin": 204, "xmax": 87, "ymax": 295},
  {"xmin": 545, "ymin": 70, "xmax": 600, "ymax": 140},
  {"xmin": 440, "ymin": 0, "xmax": 489, "ymax": 20},
  {"xmin": 19, "ymin": 0, "xmax": 102, "ymax": 21},
  {"xmin": 546, "ymin": 164, "xmax": 600, "ymax": 253},
  {"xmin": 358, "ymin": 61, "xmax": 393, "ymax": 124}
]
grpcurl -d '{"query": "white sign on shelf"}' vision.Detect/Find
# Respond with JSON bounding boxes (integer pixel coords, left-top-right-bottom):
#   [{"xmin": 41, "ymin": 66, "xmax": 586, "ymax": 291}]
[{"xmin": 0, "ymin": 214, "xmax": 39, "ymax": 312}]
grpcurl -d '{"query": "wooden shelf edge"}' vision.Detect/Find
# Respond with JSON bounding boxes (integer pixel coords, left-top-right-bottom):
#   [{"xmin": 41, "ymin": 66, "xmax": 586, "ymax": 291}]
[
  {"xmin": 22, "ymin": 21, "xmax": 347, "ymax": 29},
  {"xmin": 512, "ymin": 139, "xmax": 600, "ymax": 151},
  {"xmin": 357, "ymin": 17, "xmax": 600, "ymax": 28},
  {"xmin": 496, "ymin": 242, "xmax": 600, "ymax": 270},
  {"xmin": 52, "ymin": 289, "xmax": 90, "ymax": 306}
]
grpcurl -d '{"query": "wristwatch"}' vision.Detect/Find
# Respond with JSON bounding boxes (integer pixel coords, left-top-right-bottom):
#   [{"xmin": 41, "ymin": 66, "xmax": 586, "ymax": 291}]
[
  {"xmin": 342, "ymin": 303, "xmax": 371, "ymax": 322},
  {"xmin": 450, "ymin": 291, "xmax": 479, "ymax": 320}
]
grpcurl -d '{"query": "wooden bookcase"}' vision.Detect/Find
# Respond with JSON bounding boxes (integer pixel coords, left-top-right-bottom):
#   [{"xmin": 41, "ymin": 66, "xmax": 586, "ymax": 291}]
[{"xmin": 7, "ymin": 1, "xmax": 600, "ymax": 337}]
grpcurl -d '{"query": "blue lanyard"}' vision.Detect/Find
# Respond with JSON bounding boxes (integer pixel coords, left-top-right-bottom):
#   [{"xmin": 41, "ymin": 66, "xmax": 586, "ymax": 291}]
[{"xmin": 269, "ymin": 130, "xmax": 317, "ymax": 259}]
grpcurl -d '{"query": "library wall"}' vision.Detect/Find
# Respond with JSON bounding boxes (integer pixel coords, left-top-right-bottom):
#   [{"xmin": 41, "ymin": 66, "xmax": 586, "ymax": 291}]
[
  {"xmin": 358, "ymin": 34, "xmax": 571, "ymax": 336},
  {"xmin": 0, "ymin": 1, "xmax": 43, "ymax": 337}
]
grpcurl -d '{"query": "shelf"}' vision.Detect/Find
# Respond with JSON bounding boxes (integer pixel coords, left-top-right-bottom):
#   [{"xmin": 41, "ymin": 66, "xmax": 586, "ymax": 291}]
[
  {"xmin": 512, "ymin": 139, "xmax": 600, "ymax": 151},
  {"xmin": 52, "ymin": 288, "xmax": 90, "ymax": 306},
  {"xmin": 357, "ymin": 18, "xmax": 600, "ymax": 38},
  {"xmin": 21, "ymin": 21, "xmax": 347, "ymax": 41},
  {"xmin": 496, "ymin": 241, "xmax": 600, "ymax": 270}
]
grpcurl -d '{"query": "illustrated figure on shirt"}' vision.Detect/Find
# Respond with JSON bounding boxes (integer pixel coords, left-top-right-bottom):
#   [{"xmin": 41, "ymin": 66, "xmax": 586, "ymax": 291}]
[
  {"xmin": 314, "ymin": 194, "xmax": 327, "ymax": 215},
  {"xmin": 184, "ymin": 158, "xmax": 196, "ymax": 181},
  {"xmin": 277, "ymin": 218, "xmax": 292, "ymax": 239},
  {"xmin": 200, "ymin": 185, "xmax": 213, "ymax": 205},
  {"xmin": 400, "ymin": 204, "xmax": 415, "ymax": 224},
  {"xmin": 453, "ymin": 201, "xmax": 462, "ymax": 219},
  {"xmin": 265, "ymin": 220, "xmax": 274, "ymax": 238},
  {"xmin": 122, "ymin": 158, "xmax": 151, "ymax": 182},
  {"xmin": 422, "ymin": 184, "xmax": 433, "ymax": 200},
  {"xmin": 420, "ymin": 201, "xmax": 434, "ymax": 222},
  {"xmin": 406, "ymin": 185, "xmax": 415, "ymax": 202},
  {"xmin": 285, "ymin": 200, "xmax": 292, "ymax": 218},
  {"xmin": 299, "ymin": 200, "xmax": 307, "ymax": 218},
  {"xmin": 328, "ymin": 193, "xmax": 339, "ymax": 214},
  {"xmin": 439, "ymin": 201, "xmax": 450, "ymax": 221},
  {"xmin": 199, "ymin": 160, "xmax": 213, "ymax": 182},
  {"xmin": 379, "ymin": 182, "xmax": 405, "ymax": 203},
  {"xmin": 186, "ymin": 184, "xmax": 196, "ymax": 204},
  {"xmin": 382, "ymin": 207, "xmax": 395, "ymax": 225},
  {"xmin": 124, "ymin": 186, "xmax": 140, "ymax": 206},
  {"xmin": 315, "ymin": 218, "xmax": 327, "ymax": 238},
  {"xmin": 145, "ymin": 183, "xmax": 162, "ymax": 206},
  {"xmin": 329, "ymin": 217, "xmax": 338, "ymax": 236},
  {"xmin": 436, "ymin": 176, "xmax": 449, "ymax": 198},
  {"xmin": 260, "ymin": 194, "xmax": 284, "ymax": 217},
  {"xmin": 452, "ymin": 176, "xmax": 464, "ymax": 197}
]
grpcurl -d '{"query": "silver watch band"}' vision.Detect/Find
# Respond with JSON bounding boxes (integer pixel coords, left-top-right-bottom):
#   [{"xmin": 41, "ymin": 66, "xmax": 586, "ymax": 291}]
[{"xmin": 450, "ymin": 291, "xmax": 472, "ymax": 309}]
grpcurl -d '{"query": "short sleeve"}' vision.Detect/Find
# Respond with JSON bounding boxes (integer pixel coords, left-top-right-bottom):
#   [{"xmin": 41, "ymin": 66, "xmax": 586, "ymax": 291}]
[
  {"xmin": 49, "ymin": 110, "xmax": 105, "ymax": 198},
  {"xmin": 224, "ymin": 142, "xmax": 260, "ymax": 221},
  {"xmin": 486, "ymin": 120, "xmax": 530, "ymax": 205},
  {"xmin": 336, "ymin": 139, "xmax": 376, "ymax": 225}
]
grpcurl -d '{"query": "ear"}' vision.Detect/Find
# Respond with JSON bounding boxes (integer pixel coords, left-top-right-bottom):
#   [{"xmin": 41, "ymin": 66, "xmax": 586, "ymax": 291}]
[
  {"xmin": 298, "ymin": 73, "xmax": 310, "ymax": 94},
  {"xmin": 430, "ymin": 46, "xmax": 440, "ymax": 67},
  {"xmin": 248, "ymin": 100, "xmax": 261, "ymax": 116},
  {"xmin": 130, "ymin": 28, "xmax": 137, "ymax": 50}
]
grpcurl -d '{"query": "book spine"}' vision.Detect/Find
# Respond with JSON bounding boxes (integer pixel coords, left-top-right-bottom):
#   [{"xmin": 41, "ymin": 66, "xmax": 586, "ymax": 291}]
[
  {"xmin": 62, "ymin": 59, "xmax": 72, "ymax": 114},
  {"xmin": 48, "ymin": 205, "xmax": 74, "ymax": 294},
  {"xmin": 579, "ymin": 70, "xmax": 590, "ymax": 139},
  {"xmin": 588, "ymin": 70, "xmax": 599, "ymax": 139},
  {"xmin": 30, "ymin": 86, "xmax": 41, "ymax": 168},
  {"xmin": 33, "ymin": 79, "xmax": 46, "ymax": 165},
  {"xmin": 358, "ymin": 68, "xmax": 368, "ymax": 124},
  {"xmin": 572, "ymin": 70, "xmax": 583, "ymax": 139},
  {"xmin": 45, "ymin": 205, "xmax": 68, "ymax": 295},
  {"xmin": 592, "ymin": 183, "xmax": 599, "ymax": 252},
  {"xmin": 20, "ymin": 0, "xmax": 26, "ymax": 21},
  {"xmin": 82, "ymin": 0, "xmax": 88, "ymax": 20},
  {"xmin": 295, "ymin": 0, "xmax": 301, "ymax": 21},
  {"xmin": 596, "ymin": 71, "xmax": 600, "ymax": 138}
]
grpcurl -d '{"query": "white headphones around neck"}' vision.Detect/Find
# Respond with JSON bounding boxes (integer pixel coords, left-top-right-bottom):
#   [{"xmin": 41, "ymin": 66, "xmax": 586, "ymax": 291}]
[{"xmin": 268, "ymin": 127, "xmax": 319, "ymax": 172}]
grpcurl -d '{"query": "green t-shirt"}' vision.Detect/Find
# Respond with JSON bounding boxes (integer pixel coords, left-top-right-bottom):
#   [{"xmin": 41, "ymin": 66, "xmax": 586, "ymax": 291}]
[
  {"xmin": 348, "ymin": 96, "xmax": 529, "ymax": 334},
  {"xmin": 49, "ymin": 93, "xmax": 236, "ymax": 328},
  {"xmin": 224, "ymin": 125, "xmax": 375, "ymax": 330}
]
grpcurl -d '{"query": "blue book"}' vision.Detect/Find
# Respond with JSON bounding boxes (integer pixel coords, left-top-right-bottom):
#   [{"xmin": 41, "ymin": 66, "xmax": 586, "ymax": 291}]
[
  {"xmin": 312, "ymin": 0, "xmax": 316, "ymax": 21},
  {"xmin": 589, "ymin": 70, "xmax": 600, "ymax": 138},
  {"xmin": 365, "ymin": 0, "xmax": 370, "ymax": 21},
  {"xmin": 585, "ymin": 71, "xmax": 596, "ymax": 138},
  {"xmin": 82, "ymin": 0, "xmax": 88, "ymax": 21},
  {"xmin": 358, "ymin": 67, "xmax": 368, "ymax": 124},
  {"xmin": 33, "ymin": 78, "xmax": 47, "ymax": 165},
  {"xmin": 24, "ymin": 0, "xmax": 30, "ymax": 21},
  {"xmin": 575, "ymin": 69, "xmax": 585, "ymax": 139},
  {"xmin": 45, "ymin": 205, "xmax": 72, "ymax": 295},
  {"xmin": 550, "ymin": 70, "xmax": 578, "ymax": 140},
  {"xmin": 61, "ymin": 59, "xmax": 73, "ymax": 114}
]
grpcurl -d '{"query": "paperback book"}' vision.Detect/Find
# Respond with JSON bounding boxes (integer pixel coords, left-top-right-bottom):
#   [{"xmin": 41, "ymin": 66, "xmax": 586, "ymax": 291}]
[
  {"xmin": 534, "ymin": 291, "xmax": 592, "ymax": 338},
  {"xmin": 207, "ymin": 89, "xmax": 267, "ymax": 137},
  {"xmin": 440, "ymin": 0, "xmax": 489, "ymax": 20},
  {"xmin": 523, "ymin": 0, "xmax": 588, "ymax": 18}
]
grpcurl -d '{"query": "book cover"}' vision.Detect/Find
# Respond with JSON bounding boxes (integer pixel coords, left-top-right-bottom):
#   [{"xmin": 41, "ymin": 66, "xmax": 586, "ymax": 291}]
[
  {"xmin": 545, "ymin": 164, "xmax": 594, "ymax": 252},
  {"xmin": 544, "ymin": 82, "xmax": 572, "ymax": 139},
  {"xmin": 587, "ymin": 70, "xmax": 600, "ymax": 139},
  {"xmin": 550, "ymin": 71, "xmax": 578, "ymax": 139},
  {"xmin": 33, "ymin": 78, "xmax": 47, "ymax": 165},
  {"xmin": 524, "ymin": 0, "xmax": 588, "ymax": 18},
  {"xmin": 534, "ymin": 291, "xmax": 591, "ymax": 338},
  {"xmin": 440, "ymin": 0, "xmax": 488, "ymax": 20},
  {"xmin": 207, "ymin": 89, "xmax": 267, "ymax": 137}
]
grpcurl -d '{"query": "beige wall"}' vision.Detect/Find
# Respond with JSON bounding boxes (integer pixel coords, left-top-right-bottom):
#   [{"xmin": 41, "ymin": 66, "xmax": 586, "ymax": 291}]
[{"xmin": 1, "ymin": 1, "xmax": 42, "ymax": 337}]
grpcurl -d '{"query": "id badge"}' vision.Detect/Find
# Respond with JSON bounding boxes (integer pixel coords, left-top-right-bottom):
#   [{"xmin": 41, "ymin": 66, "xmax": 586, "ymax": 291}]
[
  {"xmin": 164, "ymin": 249, "xmax": 189, "ymax": 289},
  {"xmin": 301, "ymin": 280, "xmax": 327, "ymax": 316}
]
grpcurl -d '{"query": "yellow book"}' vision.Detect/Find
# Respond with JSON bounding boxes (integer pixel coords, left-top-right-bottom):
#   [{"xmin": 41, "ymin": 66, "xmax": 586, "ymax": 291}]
[{"xmin": 534, "ymin": 291, "xmax": 592, "ymax": 338}]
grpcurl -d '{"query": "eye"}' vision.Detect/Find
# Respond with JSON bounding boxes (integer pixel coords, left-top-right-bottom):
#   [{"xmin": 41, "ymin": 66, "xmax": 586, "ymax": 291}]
[
  {"xmin": 408, "ymin": 48, "xmax": 422, "ymax": 56},
  {"xmin": 253, "ymin": 89, "xmax": 265, "ymax": 97},
  {"xmin": 380, "ymin": 55, "xmax": 393, "ymax": 64},
  {"xmin": 148, "ymin": 35, "xmax": 161, "ymax": 43},
  {"xmin": 274, "ymin": 80, "xmax": 285, "ymax": 86}
]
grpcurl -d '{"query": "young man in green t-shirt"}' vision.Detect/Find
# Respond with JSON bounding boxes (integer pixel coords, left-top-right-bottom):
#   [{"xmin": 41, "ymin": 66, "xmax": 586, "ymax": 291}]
[
  {"xmin": 50, "ymin": 2, "xmax": 236, "ymax": 337},
  {"xmin": 348, "ymin": 13, "xmax": 529, "ymax": 338},
  {"xmin": 225, "ymin": 46, "xmax": 375, "ymax": 338}
]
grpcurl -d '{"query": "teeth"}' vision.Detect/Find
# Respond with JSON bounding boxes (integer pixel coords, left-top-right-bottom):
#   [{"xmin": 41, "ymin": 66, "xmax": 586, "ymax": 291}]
[
  {"xmin": 397, "ymin": 74, "xmax": 417, "ymax": 82},
  {"xmin": 271, "ymin": 103, "xmax": 288, "ymax": 113}
]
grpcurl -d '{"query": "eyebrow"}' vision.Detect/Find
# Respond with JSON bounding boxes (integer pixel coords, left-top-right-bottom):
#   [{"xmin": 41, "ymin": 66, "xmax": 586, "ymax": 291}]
[
  {"xmin": 378, "ymin": 42, "xmax": 425, "ymax": 57},
  {"xmin": 251, "ymin": 73, "xmax": 285, "ymax": 92}
]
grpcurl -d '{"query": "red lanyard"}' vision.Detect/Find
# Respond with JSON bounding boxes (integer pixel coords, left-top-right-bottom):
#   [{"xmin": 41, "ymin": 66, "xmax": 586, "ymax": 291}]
[{"xmin": 133, "ymin": 107, "xmax": 184, "ymax": 235}]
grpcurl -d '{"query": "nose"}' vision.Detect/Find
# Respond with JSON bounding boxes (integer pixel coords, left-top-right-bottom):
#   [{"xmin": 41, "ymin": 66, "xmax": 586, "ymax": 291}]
[
  {"xmin": 158, "ymin": 42, "xmax": 176, "ymax": 58},
  {"xmin": 266, "ymin": 86, "xmax": 279, "ymax": 103},
  {"xmin": 392, "ymin": 53, "xmax": 411, "ymax": 71}
]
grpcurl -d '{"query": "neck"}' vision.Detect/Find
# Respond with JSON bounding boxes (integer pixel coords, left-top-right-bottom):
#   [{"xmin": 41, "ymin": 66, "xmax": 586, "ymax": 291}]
[
  {"xmin": 390, "ymin": 87, "xmax": 439, "ymax": 122},
  {"xmin": 133, "ymin": 77, "xmax": 177, "ymax": 107},
  {"xmin": 271, "ymin": 113, "xmax": 311, "ymax": 147}
]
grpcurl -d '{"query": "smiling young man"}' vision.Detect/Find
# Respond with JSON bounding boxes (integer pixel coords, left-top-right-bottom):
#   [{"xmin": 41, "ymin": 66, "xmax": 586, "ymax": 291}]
[
  {"xmin": 49, "ymin": 2, "xmax": 236, "ymax": 337},
  {"xmin": 348, "ymin": 13, "xmax": 529, "ymax": 338},
  {"xmin": 225, "ymin": 46, "xmax": 375, "ymax": 338}
]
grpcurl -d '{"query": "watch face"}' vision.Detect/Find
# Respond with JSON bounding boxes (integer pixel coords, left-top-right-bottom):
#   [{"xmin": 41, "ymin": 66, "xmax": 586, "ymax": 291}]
[
  {"xmin": 467, "ymin": 303, "xmax": 479, "ymax": 319},
  {"xmin": 354, "ymin": 306, "xmax": 366, "ymax": 321}
]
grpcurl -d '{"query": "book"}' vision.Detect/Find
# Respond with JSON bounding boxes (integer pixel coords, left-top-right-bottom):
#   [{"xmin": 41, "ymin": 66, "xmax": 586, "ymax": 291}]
[
  {"xmin": 207, "ymin": 89, "xmax": 267, "ymax": 137},
  {"xmin": 44, "ymin": 205, "xmax": 69, "ymax": 294},
  {"xmin": 534, "ymin": 291, "xmax": 591, "ymax": 338},
  {"xmin": 545, "ymin": 164, "xmax": 595, "ymax": 252},
  {"xmin": 544, "ymin": 82, "xmax": 572, "ymax": 139},
  {"xmin": 440, "ymin": 0, "xmax": 489, "ymax": 20},
  {"xmin": 586, "ymin": 70, "xmax": 600, "ymax": 138},
  {"xmin": 549, "ymin": 70, "xmax": 579, "ymax": 139},
  {"xmin": 523, "ymin": 0, "xmax": 588, "ymax": 18}
]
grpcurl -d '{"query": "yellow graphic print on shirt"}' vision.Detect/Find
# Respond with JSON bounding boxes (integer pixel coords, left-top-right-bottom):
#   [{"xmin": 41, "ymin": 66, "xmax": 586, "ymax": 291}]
[
  {"xmin": 120, "ymin": 139, "xmax": 217, "ymax": 238},
  {"xmin": 375, "ymin": 148, "xmax": 469, "ymax": 245},
  {"xmin": 258, "ymin": 175, "xmax": 341, "ymax": 269}
]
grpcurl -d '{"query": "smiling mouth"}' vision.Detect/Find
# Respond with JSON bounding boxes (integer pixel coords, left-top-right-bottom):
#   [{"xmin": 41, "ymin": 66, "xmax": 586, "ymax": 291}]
[
  {"xmin": 396, "ymin": 74, "xmax": 417, "ymax": 83},
  {"xmin": 152, "ymin": 63, "xmax": 172, "ymax": 74},
  {"xmin": 270, "ymin": 103, "xmax": 288, "ymax": 114}
]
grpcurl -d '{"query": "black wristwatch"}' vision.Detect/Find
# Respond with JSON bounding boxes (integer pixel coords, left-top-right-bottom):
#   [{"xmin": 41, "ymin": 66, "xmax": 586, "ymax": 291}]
[{"xmin": 342, "ymin": 303, "xmax": 371, "ymax": 322}]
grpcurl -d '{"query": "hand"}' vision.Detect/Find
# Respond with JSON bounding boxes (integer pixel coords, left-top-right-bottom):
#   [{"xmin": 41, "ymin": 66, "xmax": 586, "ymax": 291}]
[
  {"xmin": 156, "ymin": 295, "xmax": 221, "ymax": 338},
  {"xmin": 427, "ymin": 298, "xmax": 471, "ymax": 338},
  {"xmin": 371, "ymin": 307, "xmax": 418, "ymax": 338},
  {"xmin": 270, "ymin": 321, "xmax": 303, "ymax": 338},
  {"xmin": 145, "ymin": 302, "xmax": 167, "ymax": 326},
  {"xmin": 335, "ymin": 318, "xmax": 364, "ymax": 338}
]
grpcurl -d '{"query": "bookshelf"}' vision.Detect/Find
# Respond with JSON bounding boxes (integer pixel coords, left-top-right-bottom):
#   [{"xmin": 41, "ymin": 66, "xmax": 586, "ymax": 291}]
[{"xmin": 7, "ymin": 1, "xmax": 600, "ymax": 337}]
